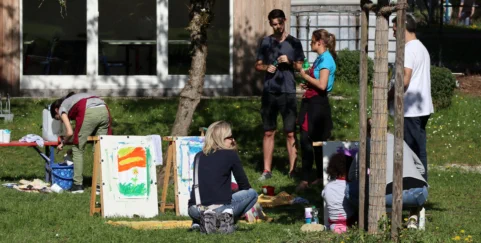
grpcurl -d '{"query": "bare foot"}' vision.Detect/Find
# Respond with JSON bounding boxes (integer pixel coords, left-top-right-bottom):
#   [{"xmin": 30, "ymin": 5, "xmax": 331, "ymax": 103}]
[
  {"xmin": 311, "ymin": 178, "xmax": 322, "ymax": 185},
  {"xmin": 295, "ymin": 181, "xmax": 309, "ymax": 193}
]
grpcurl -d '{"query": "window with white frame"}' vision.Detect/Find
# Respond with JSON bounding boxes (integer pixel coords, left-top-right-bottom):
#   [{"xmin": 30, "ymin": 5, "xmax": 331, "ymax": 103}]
[{"xmin": 20, "ymin": 0, "xmax": 233, "ymax": 91}]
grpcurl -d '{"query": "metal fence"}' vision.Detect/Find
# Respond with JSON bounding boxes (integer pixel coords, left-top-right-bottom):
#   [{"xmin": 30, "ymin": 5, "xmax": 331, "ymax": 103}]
[{"xmin": 290, "ymin": 10, "xmax": 398, "ymax": 64}]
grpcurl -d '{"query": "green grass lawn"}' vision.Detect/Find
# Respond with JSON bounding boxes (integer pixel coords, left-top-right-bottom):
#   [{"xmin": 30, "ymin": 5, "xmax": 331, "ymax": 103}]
[{"xmin": 0, "ymin": 84, "xmax": 480, "ymax": 242}]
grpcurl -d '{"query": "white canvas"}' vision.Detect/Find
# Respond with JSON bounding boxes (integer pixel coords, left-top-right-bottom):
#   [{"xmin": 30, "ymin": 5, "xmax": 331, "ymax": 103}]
[
  {"xmin": 100, "ymin": 135, "xmax": 159, "ymax": 218},
  {"xmin": 175, "ymin": 137, "xmax": 204, "ymax": 216}
]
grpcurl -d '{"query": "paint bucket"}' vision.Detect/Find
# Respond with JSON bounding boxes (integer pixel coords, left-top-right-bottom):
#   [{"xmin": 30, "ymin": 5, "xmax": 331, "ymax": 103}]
[
  {"xmin": 305, "ymin": 207, "xmax": 313, "ymax": 224},
  {"xmin": 51, "ymin": 183, "xmax": 64, "ymax": 193},
  {"xmin": 262, "ymin": 186, "xmax": 275, "ymax": 196}
]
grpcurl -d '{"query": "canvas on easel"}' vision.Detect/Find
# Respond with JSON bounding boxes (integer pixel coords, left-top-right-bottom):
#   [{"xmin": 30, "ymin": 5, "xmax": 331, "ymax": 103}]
[
  {"xmin": 175, "ymin": 136, "xmax": 204, "ymax": 216},
  {"xmin": 99, "ymin": 135, "xmax": 159, "ymax": 218}
]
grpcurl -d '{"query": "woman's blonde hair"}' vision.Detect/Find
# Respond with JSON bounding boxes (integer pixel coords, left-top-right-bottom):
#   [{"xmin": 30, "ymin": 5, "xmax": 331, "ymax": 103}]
[
  {"xmin": 202, "ymin": 121, "xmax": 236, "ymax": 155},
  {"xmin": 312, "ymin": 29, "xmax": 337, "ymax": 59}
]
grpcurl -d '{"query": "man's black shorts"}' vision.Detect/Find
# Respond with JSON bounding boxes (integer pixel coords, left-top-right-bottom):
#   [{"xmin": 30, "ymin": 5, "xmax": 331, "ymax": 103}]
[{"xmin": 261, "ymin": 92, "xmax": 297, "ymax": 132}]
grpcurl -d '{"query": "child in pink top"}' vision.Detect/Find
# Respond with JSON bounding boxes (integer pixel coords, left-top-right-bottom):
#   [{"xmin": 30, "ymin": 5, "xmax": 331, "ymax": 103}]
[{"xmin": 322, "ymin": 152, "xmax": 354, "ymax": 233}]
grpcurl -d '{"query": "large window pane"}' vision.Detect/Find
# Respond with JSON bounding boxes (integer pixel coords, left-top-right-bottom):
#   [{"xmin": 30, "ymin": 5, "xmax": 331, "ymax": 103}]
[
  {"xmin": 99, "ymin": 0, "xmax": 157, "ymax": 75},
  {"xmin": 23, "ymin": 0, "xmax": 86, "ymax": 75},
  {"xmin": 168, "ymin": 0, "xmax": 229, "ymax": 75}
]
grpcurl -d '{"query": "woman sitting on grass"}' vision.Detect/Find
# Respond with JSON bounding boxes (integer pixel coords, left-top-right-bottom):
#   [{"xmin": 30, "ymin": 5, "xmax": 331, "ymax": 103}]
[
  {"xmin": 188, "ymin": 121, "xmax": 258, "ymax": 233},
  {"xmin": 322, "ymin": 152, "xmax": 355, "ymax": 234}
]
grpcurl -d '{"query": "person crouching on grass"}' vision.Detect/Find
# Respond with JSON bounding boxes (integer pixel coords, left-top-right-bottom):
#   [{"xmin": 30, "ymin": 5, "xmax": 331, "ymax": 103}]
[
  {"xmin": 322, "ymin": 152, "xmax": 355, "ymax": 234},
  {"xmin": 187, "ymin": 121, "xmax": 258, "ymax": 234},
  {"xmin": 50, "ymin": 92, "xmax": 112, "ymax": 194}
]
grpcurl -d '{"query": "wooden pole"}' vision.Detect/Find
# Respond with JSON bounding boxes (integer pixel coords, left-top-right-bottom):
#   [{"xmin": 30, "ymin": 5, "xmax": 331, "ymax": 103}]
[
  {"xmin": 358, "ymin": 3, "xmax": 370, "ymax": 231},
  {"xmin": 392, "ymin": 1, "xmax": 407, "ymax": 240},
  {"xmin": 368, "ymin": 11, "xmax": 389, "ymax": 234}
]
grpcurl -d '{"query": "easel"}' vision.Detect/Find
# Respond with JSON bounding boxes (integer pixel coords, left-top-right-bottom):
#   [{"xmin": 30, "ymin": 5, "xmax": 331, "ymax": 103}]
[
  {"xmin": 160, "ymin": 128, "xmax": 207, "ymax": 216},
  {"xmin": 88, "ymin": 136, "xmax": 104, "ymax": 217},
  {"xmin": 159, "ymin": 136, "xmax": 180, "ymax": 215}
]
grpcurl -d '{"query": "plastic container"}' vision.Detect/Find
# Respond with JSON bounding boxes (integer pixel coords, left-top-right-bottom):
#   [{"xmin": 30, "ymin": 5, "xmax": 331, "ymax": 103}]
[
  {"xmin": 305, "ymin": 207, "xmax": 313, "ymax": 224},
  {"xmin": 42, "ymin": 105, "xmax": 62, "ymax": 141},
  {"xmin": 51, "ymin": 163, "xmax": 74, "ymax": 190},
  {"xmin": 1, "ymin": 129, "xmax": 11, "ymax": 143}
]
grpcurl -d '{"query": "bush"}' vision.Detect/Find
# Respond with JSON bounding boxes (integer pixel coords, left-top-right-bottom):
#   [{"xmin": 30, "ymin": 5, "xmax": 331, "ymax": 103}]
[
  {"xmin": 336, "ymin": 50, "xmax": 374, "ymax": 84},
  {"xmin": 431, "ymin": 66, "xmax": 456, "ymax": 109}
]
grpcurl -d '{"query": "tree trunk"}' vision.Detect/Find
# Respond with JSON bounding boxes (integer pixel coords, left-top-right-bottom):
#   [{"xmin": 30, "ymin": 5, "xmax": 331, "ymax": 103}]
[
  {"xmin": 171, "ymin": 0, "xmax": 215, "ymax": 136},
  {"xmin": 392, "ymin": 0, "xmax": 407, "ymax": 240},
  {"xmin": 358, "ymin": 3, "xmax": 370, "ymax": 232},
  {"xmin": 368, "ymin": 12, "xmax": 389, "ymax": 234}
]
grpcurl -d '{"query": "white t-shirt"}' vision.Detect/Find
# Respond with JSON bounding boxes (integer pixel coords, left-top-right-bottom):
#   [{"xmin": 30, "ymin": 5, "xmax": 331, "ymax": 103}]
[
  {"xmin": 321, "ymin": 179, "xmax": 354, "ymax": 232},
  {"xmin": 403, "ymin": 39, "xmax": 434, "ymax": 117}
]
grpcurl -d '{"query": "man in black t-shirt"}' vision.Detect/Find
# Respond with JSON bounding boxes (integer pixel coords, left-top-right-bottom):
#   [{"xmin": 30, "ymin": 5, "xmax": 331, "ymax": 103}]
[
  {"xmin": 255, "ymin": 9, "xmax": 305, "ymax": 181},
  {"xmin": 458, "ymin": 0, "xmax": 477, "ymax": 26}
]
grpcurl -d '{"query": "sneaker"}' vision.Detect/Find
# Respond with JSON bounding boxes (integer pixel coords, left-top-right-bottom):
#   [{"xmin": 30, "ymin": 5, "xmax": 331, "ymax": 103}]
[
  {"xmin": 258, "ymin": 170, "xmax": 272, "ymax": 181},
  {"xmin": 200, "ymin": 210, "xmax": 217, "ymax": 234},
  {"xmin": 190, "ymin": 223, "xmax": 201, "ymax": 232},
  {"xmin": 69, "ymin": 185, "xmax": 84, "ymax": 194},
  {"xmin": 407, "ymin": 215, "xmax": 418, "ymax": 230},
  {"xmin": 218, "ymin": 209, "xmax": 235, "ymax": 234},
  {"xmin": 96, "ymin": 185, "xmax": 101, "ymax": 195},
  {"xmin": 288, "ymin": 171, "xmax": 296, "ymax": 179}
]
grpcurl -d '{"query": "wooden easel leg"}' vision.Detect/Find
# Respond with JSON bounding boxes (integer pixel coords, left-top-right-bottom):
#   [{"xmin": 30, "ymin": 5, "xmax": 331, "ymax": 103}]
[
  {"xmin": 160, "ymin": 142, "xmax": 173, "ymax": 213},
  {"xmin": 89, "ymin": 138, "xmax": 103, "ymax": 216},
  {"xmin": 90, "ymin": 140, "xmax": 100, "ymax": 216},
  {"xmin": 172, "ymin": 145, "xmax": 179, "ymax": 216}
]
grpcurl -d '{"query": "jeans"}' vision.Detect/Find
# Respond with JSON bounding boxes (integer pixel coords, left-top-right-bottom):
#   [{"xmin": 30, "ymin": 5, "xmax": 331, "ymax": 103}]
[
  {"xmin": 404, "ymin": 115, "xmax": 430, "ymax": 181},
  {"xmin": 188, "ymin": 188, "xmax": 258, "ymax": 224},
  {"xmin": 345, "ymin": 181, "xmax": 428, "ymax": 209},
  {"xmin": 460, "ymin": 12, "xmax": 471, "ymax": 26}
]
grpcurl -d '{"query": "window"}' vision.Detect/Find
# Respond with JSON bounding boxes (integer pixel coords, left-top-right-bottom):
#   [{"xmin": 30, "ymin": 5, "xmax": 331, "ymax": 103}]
[
  {"xmin": 23, "ymin": 0, "xmax": 86, "ymax": 75},
  {"xmin": 168, "ymin": 0, "xmax": 229, "ymax": 75},
  {"xmin": 98, "ymin": 0, "xmax": 157, "ymax": 75}
]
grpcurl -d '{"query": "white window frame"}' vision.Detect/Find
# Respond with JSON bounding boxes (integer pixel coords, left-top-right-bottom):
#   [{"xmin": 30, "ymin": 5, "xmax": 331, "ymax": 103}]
[{"xmin": 19, "ymin": 0, "xmax": 233, "ymax": 92}]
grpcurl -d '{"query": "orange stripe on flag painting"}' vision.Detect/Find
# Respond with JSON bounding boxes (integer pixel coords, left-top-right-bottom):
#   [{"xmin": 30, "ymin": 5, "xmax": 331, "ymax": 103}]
[{"xmin": 118, "ymin": 147, "xmax": 147, "ymax": 172}]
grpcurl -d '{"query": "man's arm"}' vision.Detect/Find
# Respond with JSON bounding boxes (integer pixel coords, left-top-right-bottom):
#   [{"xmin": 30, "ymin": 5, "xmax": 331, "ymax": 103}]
[
  {"xmin": 255, "ymin": 60, "xmax": 276, "ymax": 73},
  {"xmin": 388, "ymin": 67, "xmax": 413, "ymax": 101},
  {"xmin": 293, "ymin": 60, "xmax": 303, "ymax": 71},
  {"xmin": 403, "ymin": 67, "xmax": 412, "ymax": 90}
]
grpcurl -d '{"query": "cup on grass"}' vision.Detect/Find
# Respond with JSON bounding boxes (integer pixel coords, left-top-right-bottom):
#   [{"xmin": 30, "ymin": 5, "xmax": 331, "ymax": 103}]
[{"xmin": 51, "ymin": 183, "xmax": 64, "ymax": 193}]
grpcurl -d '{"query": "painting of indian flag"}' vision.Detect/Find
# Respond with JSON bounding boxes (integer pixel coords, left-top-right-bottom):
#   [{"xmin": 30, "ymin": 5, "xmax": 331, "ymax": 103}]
[{"xmin": 100, "ymin": 135, "xmax": 159, "ymax": 218}]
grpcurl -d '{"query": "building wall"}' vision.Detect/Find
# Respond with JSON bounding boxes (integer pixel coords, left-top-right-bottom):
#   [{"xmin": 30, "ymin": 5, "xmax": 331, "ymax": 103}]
[{"xmin": 233, "ymin": 0, "xmax": 291, "ymax": 96}]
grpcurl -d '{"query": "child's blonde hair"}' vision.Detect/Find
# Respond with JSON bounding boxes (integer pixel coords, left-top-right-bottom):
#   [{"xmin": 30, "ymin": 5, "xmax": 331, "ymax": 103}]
[{"xmin": 202, "ymin": 121, "xmax": 236, "ymax": 155}]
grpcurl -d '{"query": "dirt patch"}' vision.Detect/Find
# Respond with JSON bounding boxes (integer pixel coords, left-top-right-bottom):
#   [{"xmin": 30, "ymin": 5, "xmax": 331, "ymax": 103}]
[{"xmin": 457, "ymin": 75, "xmax": 481, "ymax": 96}]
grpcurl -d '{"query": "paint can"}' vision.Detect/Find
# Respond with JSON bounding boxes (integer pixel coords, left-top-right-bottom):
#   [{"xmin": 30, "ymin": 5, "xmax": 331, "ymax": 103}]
[{"xmin": 261, "ymin": 186, "xmax": 275, "ymax": 196}]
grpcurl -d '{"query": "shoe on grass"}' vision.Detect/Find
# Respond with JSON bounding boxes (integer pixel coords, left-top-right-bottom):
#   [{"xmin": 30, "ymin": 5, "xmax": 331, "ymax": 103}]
[
  {"xmin": 218, "ymin": 208, "xmax": 235, "ymax": 234},
  {"xmin": 407, "ymin": 215, "xmax": 418, "ymax": 230},
  {"xmin": 69, "ymin": 184, "xmax": 84, "ymax": 194},
  {"xmin": 258, "ymin": 170, "xmax": 272, "ymax": 181},
  {"xmin": 200, "ymin": 210, "xmax": 217, "ymax": 234}
]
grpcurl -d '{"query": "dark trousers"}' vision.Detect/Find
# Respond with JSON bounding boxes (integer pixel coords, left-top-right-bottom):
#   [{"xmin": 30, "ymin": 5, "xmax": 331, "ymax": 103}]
[
  {"xmin": 404, "ymin": 115, "xmax": 430, "ymax": 181},
  {"xmin": 300, "ymin": 130, "xmax": 323, "ymax": 182}
]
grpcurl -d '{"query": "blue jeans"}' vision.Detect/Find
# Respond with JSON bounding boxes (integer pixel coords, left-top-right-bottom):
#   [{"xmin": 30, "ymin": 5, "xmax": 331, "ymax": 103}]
[
  {"xmin": 345, "ymin": 181, "xmax": 428, "ymax": 209},
  {"xmin": 188, "ymin": 188, "xmax": 258, "ymax": 224},
  {"xmin": 460, "ymin": 12, "xmax": 471, "ymax": 26},
  {"xmin": 404, "ymin": 115, "xmax": 430, "ymax": 181}
]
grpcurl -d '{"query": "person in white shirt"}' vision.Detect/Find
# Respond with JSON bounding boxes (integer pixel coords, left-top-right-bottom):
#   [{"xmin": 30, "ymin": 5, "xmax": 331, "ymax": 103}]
[
  {"xmin": 322, "ymin": 152, "xmax": 355, "ymax": 233},
  {"xmin": 389, "ymin": 14, "xmax": 434, "ymax": 181}
]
